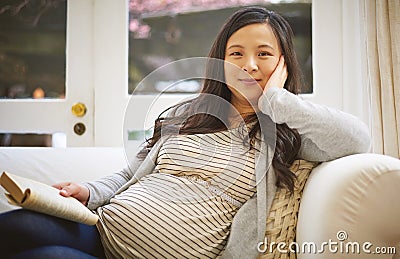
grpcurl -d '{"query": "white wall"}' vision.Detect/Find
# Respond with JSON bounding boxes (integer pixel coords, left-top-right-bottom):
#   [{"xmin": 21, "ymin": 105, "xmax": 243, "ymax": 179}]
[
  {"xmin": 311, "ymin": 0, "xmax": 369, "ymax": 125},
  {"xmin": 341, "ymin": 0, "xmax": 369, "ymax": 125}
]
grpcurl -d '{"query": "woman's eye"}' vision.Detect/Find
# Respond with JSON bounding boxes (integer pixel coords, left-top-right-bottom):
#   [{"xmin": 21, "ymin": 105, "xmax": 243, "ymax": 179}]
[
  {"xmin": 258, "ymin": 52, "xmax": 271, "ymax": 57},
  {"xmin": 230, "ymin": 52, "xmax": 242, "ymax": 56}
]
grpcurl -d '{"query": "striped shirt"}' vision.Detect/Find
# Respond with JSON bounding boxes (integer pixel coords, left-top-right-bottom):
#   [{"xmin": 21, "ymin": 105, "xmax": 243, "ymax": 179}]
[{"xmin": 96, "ymin": 127, "xmax": 256, "ymax": 258}]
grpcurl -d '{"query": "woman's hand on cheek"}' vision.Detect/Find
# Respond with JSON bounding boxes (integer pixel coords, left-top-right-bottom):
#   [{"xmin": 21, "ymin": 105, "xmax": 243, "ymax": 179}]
[{"xmin": 263, "ymin": 55, "xmax": 287, "ymax": 94}]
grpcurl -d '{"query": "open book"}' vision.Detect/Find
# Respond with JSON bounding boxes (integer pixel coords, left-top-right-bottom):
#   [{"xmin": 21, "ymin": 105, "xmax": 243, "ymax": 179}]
[{"xmin": 0, "ymin": 172, "xmax": 98, "ymax": 225}]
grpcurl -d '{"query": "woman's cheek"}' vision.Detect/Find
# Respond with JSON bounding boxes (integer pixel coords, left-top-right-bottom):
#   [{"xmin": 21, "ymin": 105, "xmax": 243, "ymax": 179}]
[
  {"xmin": 260, "ymin": 59, "xmax": 279, "ymax": 89},
  {"xmin": 261, "ymin": 72, "xmax": 273, "ymax": 90},
  {"xmin": 224, "ymin": 61, "xmax": 239, "ymax": 86}
]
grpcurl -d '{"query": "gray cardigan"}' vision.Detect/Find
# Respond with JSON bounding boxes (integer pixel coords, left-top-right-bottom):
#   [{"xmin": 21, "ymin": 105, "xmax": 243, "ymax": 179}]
[{"xmin": 85, "ymin": 87, "xmax": 371, "ymax": 258}]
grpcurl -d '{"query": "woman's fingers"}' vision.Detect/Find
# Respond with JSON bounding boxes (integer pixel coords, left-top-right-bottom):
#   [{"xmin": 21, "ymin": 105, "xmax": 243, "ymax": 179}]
[
  {"xmin": 52, "ymin": 182, "xmax": 77, "ymax": 197},
  {"xmin": 53, "ymin": 182, "xmax": 69, "ymax": 196},
  {"xmin": 264, "ymin": 55, "xmax": 287, "ymax": 91},
  {"xmin": 52, "ymin": 182, "xmax": 67, "ymax": 190},
  {"xmin": 52, "ymin": 182, "xmax": 89, "ymax": 205}
]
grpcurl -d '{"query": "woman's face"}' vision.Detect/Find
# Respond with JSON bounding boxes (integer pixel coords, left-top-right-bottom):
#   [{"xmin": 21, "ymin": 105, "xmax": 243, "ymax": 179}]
[{"xmin": 224, "ymin": 23, "xmax": 281, "ymax": 106}]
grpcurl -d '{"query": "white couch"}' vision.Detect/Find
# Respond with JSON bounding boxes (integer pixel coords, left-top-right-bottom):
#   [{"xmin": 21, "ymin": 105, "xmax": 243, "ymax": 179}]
[{"xmin": 0, "ymin": 147, "xmax": 399, "ymax": 258}]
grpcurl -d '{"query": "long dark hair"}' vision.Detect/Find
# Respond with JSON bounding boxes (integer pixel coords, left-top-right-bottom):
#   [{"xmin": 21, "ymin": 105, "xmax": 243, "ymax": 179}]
[{"xmin": 139, "ymin": 7, "xmax": 302, "ymax": 193}]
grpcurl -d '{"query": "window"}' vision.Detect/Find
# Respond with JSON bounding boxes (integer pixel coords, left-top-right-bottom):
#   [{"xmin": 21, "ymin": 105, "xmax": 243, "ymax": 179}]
[
  {"xmin": 128, "ymin": 0, "xmax": 312, "ymax": 95},
  {"xmin": 0, "ymin": 0, "xmax": 66, "ymax": 99},
  {"xmin": 0, "ymin": 0, "xmax": 67, "ymax": 147}
]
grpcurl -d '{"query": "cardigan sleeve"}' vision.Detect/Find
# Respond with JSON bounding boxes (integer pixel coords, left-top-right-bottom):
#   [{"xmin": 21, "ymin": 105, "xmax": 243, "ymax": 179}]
[
  {"xmin": 83, "ymin": 145, "xmax": 146, "ymax": 210},
  {"xmin": 258, "ymin": 87, "xmax": 371, "ymax": 162}
]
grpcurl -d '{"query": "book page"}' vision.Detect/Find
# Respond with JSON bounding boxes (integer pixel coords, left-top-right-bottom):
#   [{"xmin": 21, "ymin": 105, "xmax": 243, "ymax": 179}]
[{"xmin": 3, "ymin": 173, "xmax": 98, "ymax": 225}]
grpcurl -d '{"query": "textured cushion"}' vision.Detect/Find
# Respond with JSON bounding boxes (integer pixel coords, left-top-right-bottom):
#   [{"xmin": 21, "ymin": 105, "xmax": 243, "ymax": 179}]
[{"xmin": 260, "ymin": 159, "xmax": 319, "ymax": 259}]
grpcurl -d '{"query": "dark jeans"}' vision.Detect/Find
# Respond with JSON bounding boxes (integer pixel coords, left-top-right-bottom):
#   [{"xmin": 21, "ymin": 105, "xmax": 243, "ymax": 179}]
[{"xmin": 0, "ymin": 209, "xmax": 106, "ymax": 259}]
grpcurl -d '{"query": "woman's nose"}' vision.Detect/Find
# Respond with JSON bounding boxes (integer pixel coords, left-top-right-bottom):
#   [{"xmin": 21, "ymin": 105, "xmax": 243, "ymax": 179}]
[{"xmin": 242, "ymin": 57, "xmax": 258, "ymax": 72}]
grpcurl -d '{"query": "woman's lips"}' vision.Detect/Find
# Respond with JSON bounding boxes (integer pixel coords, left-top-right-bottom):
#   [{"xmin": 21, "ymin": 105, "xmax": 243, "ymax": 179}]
[{"xmin": 238, "ymin": 78, "xmax": 260, "ymax": 86}]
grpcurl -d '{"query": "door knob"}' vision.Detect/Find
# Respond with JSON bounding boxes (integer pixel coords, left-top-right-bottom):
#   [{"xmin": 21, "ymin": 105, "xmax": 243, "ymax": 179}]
[
  {"xmin": 71, "ymin": 102, "xmax": 87, "ymax": 117},
  {"xmin": 73, "ymin": 122, "xmax": 86, "ymax": 135}
]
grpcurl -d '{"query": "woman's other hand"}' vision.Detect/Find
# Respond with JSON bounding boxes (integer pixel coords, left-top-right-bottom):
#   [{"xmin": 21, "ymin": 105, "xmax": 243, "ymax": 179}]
[
  {"xmin": 263, "ymin": 55, "xmax": 287, "ymax": 92},
  {"xmin": 52, "ymin": 182, "xmax": 90, "ymax": 206}
]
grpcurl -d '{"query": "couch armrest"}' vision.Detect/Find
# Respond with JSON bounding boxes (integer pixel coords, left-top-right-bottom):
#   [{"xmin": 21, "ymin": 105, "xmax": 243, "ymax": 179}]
[{"xmin": 297, "ymin": 153, "xmax": 400, "ymax": 258}]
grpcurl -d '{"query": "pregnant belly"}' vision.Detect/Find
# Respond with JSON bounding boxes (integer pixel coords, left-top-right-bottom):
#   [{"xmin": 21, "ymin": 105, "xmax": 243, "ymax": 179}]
[{"xmin": 97, "ymin": 173, "xmax": 237, "ymax": 258}]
